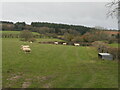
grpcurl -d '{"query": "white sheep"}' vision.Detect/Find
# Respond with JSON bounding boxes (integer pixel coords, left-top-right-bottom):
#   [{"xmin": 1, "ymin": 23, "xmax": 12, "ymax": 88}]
[
  {"xmin": 74, "ymin": 43, "xmax": 80, "ymax": 46},
  {"xmin": 21, "ymin": 45, "xmax": 30, "ymax": 49},
  {"xmin": 54, "ymin": 42, "xmax": 58, "ymax": 45},
  {"xmin": 22, "ymin": 47, "xmax": 31, "ymax": 53},
  {"xmin": 63, "ymin": 43, "xmax": 67, "ymax": 45}
]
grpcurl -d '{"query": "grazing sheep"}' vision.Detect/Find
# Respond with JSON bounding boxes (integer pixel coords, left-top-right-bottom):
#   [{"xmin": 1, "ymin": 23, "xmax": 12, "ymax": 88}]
[
  {"xmin": 74, "ymin": 43, "xmax": 80, "ymax": 46},
  {"xmin": 63, "ymin": 43, "xmax": 67, "ymax": 45},
  {"xmin": 21, "ymin": 45, "xmax": 31, "ymax": 53},
  {"xmin": 30, "ymin": 41, "xmax": 33, "ymax": 43},
  {"xmin": 21, "ymin": 45, "xmax": 30, "ymax": 47},
  {"xmin": 54, "ymin": 42, "xmax": 58, "ymax": 45},
  {"xmin": 22, "ymin": 47, "xmax": 31, "ymax": 53},
  {"xmin": 21, "ymin": 45, "xmax": 30, "ymax": 49}
]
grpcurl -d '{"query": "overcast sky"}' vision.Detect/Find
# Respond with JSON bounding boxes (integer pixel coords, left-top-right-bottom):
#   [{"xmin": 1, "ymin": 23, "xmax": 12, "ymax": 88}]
[{"xmin": 1, "ymin": 2, "xmax": 118, "ymax": 30}]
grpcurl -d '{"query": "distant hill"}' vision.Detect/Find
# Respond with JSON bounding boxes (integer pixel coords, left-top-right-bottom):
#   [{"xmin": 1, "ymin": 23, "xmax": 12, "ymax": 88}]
[
  {"xmin": 0, "ymin": 21, "xmax": 118, "ymax": 35},
  {"xmin": 1, "ymin": 21, "xmax": 93, "ymax": 35},
  {"xmin": 31, "ymin": 22, "xmax": 92, "ymax": 34}
]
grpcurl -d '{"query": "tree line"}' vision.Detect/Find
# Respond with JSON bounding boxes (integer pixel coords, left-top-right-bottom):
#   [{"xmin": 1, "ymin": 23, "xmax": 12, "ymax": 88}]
[{"xmin": 1, "ymin": 21, "xmax": 92, "ymax": 35}]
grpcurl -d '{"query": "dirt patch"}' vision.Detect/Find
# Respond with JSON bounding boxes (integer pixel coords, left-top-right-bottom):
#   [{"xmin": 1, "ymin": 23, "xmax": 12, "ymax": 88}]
[
  {"xmin": 7, "ymin": 72, "xmax": 24, "ymax": 81},
  {"xmin": 7, "ymin": 75, "xmax": 21, "ymax": 81},
  {"xmin": 40, "ymin": 76, "xmax": 51, "ymax": 81},
  {"xmin": 22, "ymin": 78, "xmax": 31, "ymax": 88},
  {"xmin": 22, "ymin": 81, "xmax": 31, "ymax": 88},
  {"xmin": 36, "ymin": 74, "xmax": 56, "ymax": 88},
  {"xmin": 36, "ymin": 75, "xmax": 56, "ymax": 82},
  {"xmin": 43, "ymin": 83, "xmax": 51, "ymax": 88}
]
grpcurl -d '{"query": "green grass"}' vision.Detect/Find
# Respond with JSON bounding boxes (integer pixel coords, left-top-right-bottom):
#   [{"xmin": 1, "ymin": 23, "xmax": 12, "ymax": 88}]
[
  {"xmin": 0, "ymin": 31, "xmax": 40, "ymax": 35},
  {"xmin": 2, "ymin": 38, "xmax": 118, "ymax": 88},
  {"xmin": 0, "ymin": 38, "xmax": 2, "ymax": 88},
  {"xmin": 36, "ymin": 38, "xmax": 64, "ymax": 42},
  {"xmin": 108, "ymin": 43, "xmax": 119, "ymax": 48}
]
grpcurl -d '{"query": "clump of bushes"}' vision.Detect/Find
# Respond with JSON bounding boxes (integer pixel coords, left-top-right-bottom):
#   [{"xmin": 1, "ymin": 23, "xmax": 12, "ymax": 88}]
[
  {"xmin": 20, "ymin": 30, "xmax": 36, "ymax": 42},
  {"xmin": 92, "ymin": 41, "xmax": 119, "ymax": 61},
  {"xmin": 28, "ymin": 38, "xmax": 36, "ymax": 42},
  {"xmin": 2, "ymin": 33, "xmax": 19, "ymax": 38}
]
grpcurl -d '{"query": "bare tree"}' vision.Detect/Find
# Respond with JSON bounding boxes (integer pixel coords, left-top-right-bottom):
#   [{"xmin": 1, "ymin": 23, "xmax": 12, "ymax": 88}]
[
  {"xmin": 106, "ymin": 0, "xmax": 119, "ymax": 17},
  {"xmin": 106, "ymin": 0, "xmax": 120, "ymax": 29}
]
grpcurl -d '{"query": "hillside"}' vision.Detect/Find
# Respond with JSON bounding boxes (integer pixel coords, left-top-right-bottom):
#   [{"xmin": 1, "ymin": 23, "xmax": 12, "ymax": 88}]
[{"xmin": 1, "ymin": 21, "xmax": 92, "ymax": 35}]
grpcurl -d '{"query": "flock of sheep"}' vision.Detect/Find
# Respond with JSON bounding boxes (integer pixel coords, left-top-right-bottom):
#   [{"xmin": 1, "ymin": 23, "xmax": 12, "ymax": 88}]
[
  {"xmin": 54, "ymin": 41, "xmax": 80, "ymax": 46},
  {"xmin": 20, "ymin": 41, "xmax": 80, "ymax": 53},
  {"xmin": 21, "ymin": 45, "xmax": 31, "ymax": 53}
]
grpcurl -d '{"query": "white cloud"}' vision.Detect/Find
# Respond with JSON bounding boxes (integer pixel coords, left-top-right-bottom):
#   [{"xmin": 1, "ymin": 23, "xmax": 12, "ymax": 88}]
[{"xmin": 1, "ymin": 2, "xmax": 118, "ymax": 29}]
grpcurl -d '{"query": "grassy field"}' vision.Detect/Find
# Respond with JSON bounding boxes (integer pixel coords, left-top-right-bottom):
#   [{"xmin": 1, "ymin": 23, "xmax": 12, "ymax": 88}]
[
  {"xmin": 108, "ymin": 43, "xmax": 119, "ymax": 48},
  {"xmin": 2, "ymin": 38, "xmax": 118, "ymax": 88},
  {"xmin": 36, "ymin": 38, "xmax": 64, "ymax": 42},
  {"xmin": 0, "ymin": 31, "xmax": 40, "ymax": 35}
]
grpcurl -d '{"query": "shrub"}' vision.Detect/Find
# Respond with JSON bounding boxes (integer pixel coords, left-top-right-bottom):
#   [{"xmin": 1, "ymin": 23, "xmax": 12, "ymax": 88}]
[
  {"xmin": 20, "ymin": 30, "xmax": 33, "ymax": 41},
  {"xmin": 92, "ymin": 41, "xmax": 119, "ymax": 60}
]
